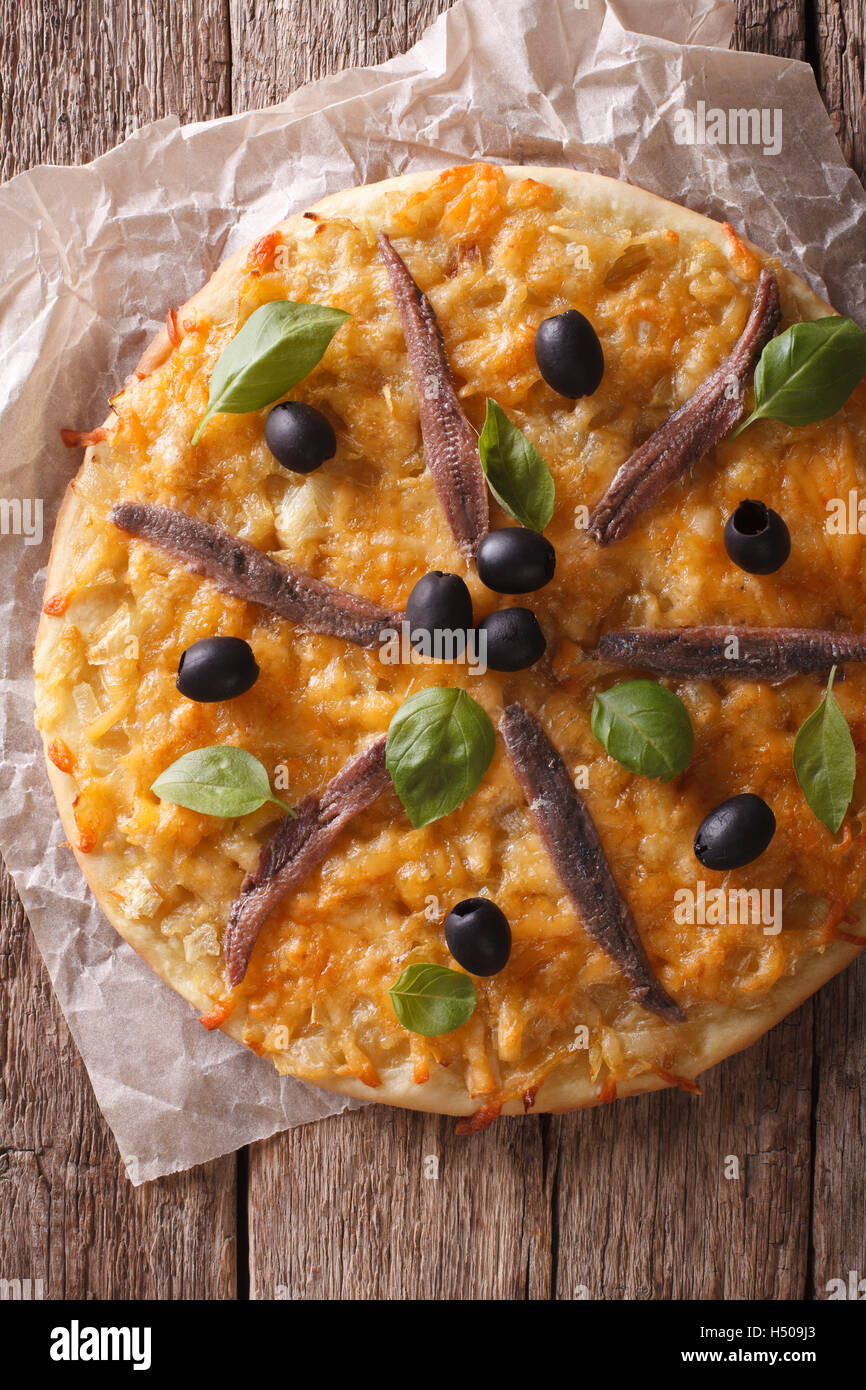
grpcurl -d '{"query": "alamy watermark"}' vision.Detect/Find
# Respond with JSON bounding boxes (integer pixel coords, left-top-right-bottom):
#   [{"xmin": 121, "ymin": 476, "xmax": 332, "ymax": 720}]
[
  {"xmin": 673, "ymin": 101, "xmax": 782, "ymax": 157},
  {"xmin": 0, "ymin": 497, "xmax": 42, "ymax": 545},
  {"xmin": 0, "ymin": 1277, "xmax": 44, "ymax": 1299},
  {"xmin": 826, "ymin": 490, "xmax": 866, "ymax": 534},
  {"xmin": 49, "ymin": 1321, "xmax": 151, "ymax": 1370},
  {"xmin": 674, "ymin": 882, "xmax": 782, "ymax": 935},
  {"xmin": 379, "ymin": 621, "xmax": 488, "ymax": 674},
  {"xmin": 826, "ymin": 1270, "xmax": 866, "ymax": 1300}
]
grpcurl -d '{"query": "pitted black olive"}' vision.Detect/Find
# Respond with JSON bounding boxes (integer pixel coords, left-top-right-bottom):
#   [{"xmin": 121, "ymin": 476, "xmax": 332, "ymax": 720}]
[
  {"xmin": 444, "ymin": 898, "xmax": 511, "ymax": 975},
  {"xmin": 265, "ymin": 401, "xmax": 337, "ymax": 474},
  {"xmin": 405, "ymin": 571, "xmax": 473, "ymax": 657},
  {"xmin": 534, "ymin": 309, "xmax": 604, "ymax": 398},
  {"xmin": 724, "ymin": 500, "xmax": 790, "ymax": 575},
  {"xmin": 476, "ymin": 528, "xmax": 556, "ymax": 594},
  {"xmin": 176, "ymin": 636, "xmax": 259, "ymax": 702},
  {"xmin": 694, "ymin": 794, "xmax": 776, "ymax": 871},
  {"xmin": 477, "ymin": 607, "xmax": 546, "ymax": 671}
]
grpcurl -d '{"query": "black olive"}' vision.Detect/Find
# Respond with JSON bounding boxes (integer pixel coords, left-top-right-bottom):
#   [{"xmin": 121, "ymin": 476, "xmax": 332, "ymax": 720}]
[
  {"xmin": 477, "ymin": 607, "xmax": 546, "ymax": 671},
  {"xmin": 265, "ymin": 401, "xmax": 337, "ymax": 474},
  {"xmin": 694, "ymin": 794, "xmax": 776, "ymax": 871},
  {"xmin": 444, "ymin": 897, "xmax": 512, "ymax": 976},
  {"xmin": 476, "ymin": 527, "xmax": 556, "ymax": 594},
  {"xmin": 534, "ymin": 309, "xmax": 604, "ymax": 398},
  {"xmin": 176, "ymin": 636, "xmax": 260, "ymax": 702},
  {"xmin": 405, "ymin": 571, "xmax": 473, "ymax": 658},
  {"xmin": 723, "ymin": 500, "xmax": 791, "ymax": 575}
]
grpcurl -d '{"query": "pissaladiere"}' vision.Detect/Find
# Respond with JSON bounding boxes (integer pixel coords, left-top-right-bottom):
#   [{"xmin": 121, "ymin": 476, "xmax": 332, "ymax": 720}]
[{"xmin": 34, "ymin": 164, "xmax": 866, "ymax": 1126}]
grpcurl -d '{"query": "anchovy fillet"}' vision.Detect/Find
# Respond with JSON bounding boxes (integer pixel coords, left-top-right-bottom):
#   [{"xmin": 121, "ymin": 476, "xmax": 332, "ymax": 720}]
[
  {"xmin": 500, "ymin": 703, "xmax": 685, "ymax": 1023},
  {"xmin": 378, "ymin": 232, "xmax": 488, "ymax": 558},
  {"xmin": 224, "ymin": 736, "xmax": 390, "ymax": 985},
  {"xmin": 112, "ymin": 501, "xmax": 403, "ymax": 649},
  {"xmin": 588, "ymin": 268, "xmax": 781, "ymax": 544},
  {"xmin": 598, "ymin": 626, "xmax": 866, "ymax": 681}
]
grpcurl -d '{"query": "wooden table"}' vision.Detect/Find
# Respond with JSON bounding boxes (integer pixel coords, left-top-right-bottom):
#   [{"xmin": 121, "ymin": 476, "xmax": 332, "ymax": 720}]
[{"xmin": 2, "ymin": 0, "xmax": 864, "ymax": 1301}]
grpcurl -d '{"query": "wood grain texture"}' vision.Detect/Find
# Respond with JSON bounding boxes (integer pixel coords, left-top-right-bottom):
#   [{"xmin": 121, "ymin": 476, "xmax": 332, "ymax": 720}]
[
  {"xmin": 0, "ymin": 866, "xmax": 237, "ymax": 1298},
  {"xmin": 813, "ymin": 0, "xmax": 866, "ymax": 184},
  {"xmin": 809, "ymin": 953, "xmax": 866, "ymax": 1298},
  {"xmin": 0, "ymin": 1, "xmax": 231, "ymax": 181},
  {"xmin": 733, "ymin": 0, "xmax": 808, "ymax": 58},
  {"xmin": 0, "ymin": 0, "xmax": 237, "ymax": 1301},
  {"xmin": 228, "ymin": 0, "xmax": 453, "ymax": 109},
  {"xmin": 2, "ymin": 0, "xmax": 866, "ymax": 1303},
  {"xmin": 552, "ymin": 1010, "xmax": 814, "ymax": 1299},
  {"xmin": 248, "ymin": 1107, "xmax": 553, "ymax": 1299}
]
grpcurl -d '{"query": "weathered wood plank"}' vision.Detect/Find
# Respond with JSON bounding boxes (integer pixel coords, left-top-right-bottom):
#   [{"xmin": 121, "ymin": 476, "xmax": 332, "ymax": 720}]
[
  {"xmin": 0, "ymin": 864, "xmax": 237, "ymax": 1298},
  {"xmin": 552, "ymin": 1009, "xmax": 813, "ymax": 1299},
  {"xmin": 734, "ymin": 0, "xmax": 866, "ymax": 1303},
  {"xmin": 0, "ymin": 0, "xmax": 237, "ymax": 1300},
  {"xmin": 803, "ymin": 0, "xmax": 866, "ymax": 1291},
  {"xmin": 228, "ymin": 0, "xmax": 453, "ymax": 109},
  {"xmin": 733, "ymin": 0, "xmax": 808, "ymax": 58},
  {"xmin": 248, "ymin": 1106, "xmax": 552, "ymax": 1299},
  {"xmin": 806, "ymin": 0, "xmax": 866, "ymax": 1280},
  {"xmin": 812, "ymin": 0, "xmax": 866, "ymax": 184},
  {"xmin": 809, "ymin": 954, "xmax": 866, "ymax": 1298},
  {"xmin": 0, "ymin": 0, "xmax": 231, "ymax": 181}
]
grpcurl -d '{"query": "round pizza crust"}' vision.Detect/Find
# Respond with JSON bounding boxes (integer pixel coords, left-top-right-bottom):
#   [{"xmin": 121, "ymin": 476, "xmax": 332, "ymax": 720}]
[{"xmin": 35, "ymin": 165, "xmax": 864, "ymax": 1119}]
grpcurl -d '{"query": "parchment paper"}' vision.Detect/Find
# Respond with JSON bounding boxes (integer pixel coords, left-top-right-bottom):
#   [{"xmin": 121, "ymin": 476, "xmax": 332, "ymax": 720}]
[{"xmin": 1, "ymin": 0, "xmax": 864, "ymax": 1184}]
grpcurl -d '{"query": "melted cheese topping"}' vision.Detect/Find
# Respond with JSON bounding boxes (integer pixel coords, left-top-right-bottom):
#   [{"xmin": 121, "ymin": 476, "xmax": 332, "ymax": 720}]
[{"xmin": 35, "ymin": 164, "xmax": 866, "ymax": 1106}]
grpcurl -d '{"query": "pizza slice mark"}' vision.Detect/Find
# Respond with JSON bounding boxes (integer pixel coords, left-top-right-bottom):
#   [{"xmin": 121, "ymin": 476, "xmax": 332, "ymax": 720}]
[
  {"xmin": 223, "ymin": 734, "xmax": 390, "ymax": 986},
  {"xmin": 597, "ymin": 626, "xmax": 866, "ymax": 680},
  {"xmin": 588, "ymin": 268, "xmax": 781, "ymax": 545},
  {"xmin": 378, "ymin": 231, "xmax": 489, "ymax": 560},
  {"xmin": 111, "ymin": 501, "xmax": 404, "ymax": 650},
  {"xmin": 499, "ymin": 702, "xmax": 685, "ymax": 1024}
]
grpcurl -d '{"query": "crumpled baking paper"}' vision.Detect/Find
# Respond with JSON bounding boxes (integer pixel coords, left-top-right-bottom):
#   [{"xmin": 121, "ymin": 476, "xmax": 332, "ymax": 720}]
[{"xmin": 1, "ymin": 0, "xmax": 864, "ymax": 1183}]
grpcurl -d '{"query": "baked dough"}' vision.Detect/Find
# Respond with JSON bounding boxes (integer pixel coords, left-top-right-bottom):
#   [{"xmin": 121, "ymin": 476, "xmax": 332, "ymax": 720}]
[{"xmin": 34, "ymin": 164, "xmax": 865, "ymax": 1121}]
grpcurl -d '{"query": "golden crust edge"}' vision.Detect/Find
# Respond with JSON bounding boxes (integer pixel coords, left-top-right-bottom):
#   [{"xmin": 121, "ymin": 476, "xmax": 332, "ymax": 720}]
[
  {"xmin": 33, "ymin": 163, "xmax": 861, "ymax": 1119},
  {"xmin": 314, "ymin": 934, "xmax": 864, "ymax": 1116}
]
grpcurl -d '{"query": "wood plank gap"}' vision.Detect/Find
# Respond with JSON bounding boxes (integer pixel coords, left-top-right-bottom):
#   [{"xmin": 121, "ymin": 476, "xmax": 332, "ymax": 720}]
[
  {"xmin": 811, "ymin": 0, "xmax": 866, "ymax": 183},
  {"xmin": 236, "ymin": 1144, "xmax": 250, "ymax": 1300},
  {"xmin": 804, "ymin": 0, "xmax": 821, "ymax": 74},
  {"xmin": 224, "ymin": 0, "xmax": 235, "ymax": 115}
]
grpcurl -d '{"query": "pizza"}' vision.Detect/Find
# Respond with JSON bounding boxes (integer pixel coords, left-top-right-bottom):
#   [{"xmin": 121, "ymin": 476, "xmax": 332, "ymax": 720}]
[{"xmin": 34, "ymin": 163, "xmax": 866, "ymax": 1128}]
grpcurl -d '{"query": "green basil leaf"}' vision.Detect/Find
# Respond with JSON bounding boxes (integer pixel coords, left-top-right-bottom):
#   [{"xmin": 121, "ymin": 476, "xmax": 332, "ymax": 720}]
[
  {"xmin": 591, "ymin": 679, "xmax": 694, "ymax": 782},
  {"xmin": 386, "ymin": 687, "xmax": 496, "ymax": 829},
  {"xmin": 793, "ymin": 666, "xmax": 855, "ymax": 834},
  {"xmin": 478, "ymin": 399, "xmax": 555, "ymax": 531},
  {"xmin": 192, "ymin": 300, "xmax": 350, "ymax": 443},
  {"xmin": 389, "ymin": 963, "xmax": 476, "ymax": 1036},
  {"xmin": 732, "ymin": 316, "xmax": 866, "ymax": 438},
  {"xmin": 151, "ymin": 744, "xmax": 295, "ymax": 818}
]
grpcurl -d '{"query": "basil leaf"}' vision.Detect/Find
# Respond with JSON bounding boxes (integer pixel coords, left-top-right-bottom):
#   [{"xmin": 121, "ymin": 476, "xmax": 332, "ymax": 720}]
[
  {"xmin": 591, "ymin": 679, "xmax": 693, "ymax": 782},
  {"xmin": 793, "ymin": 666, "xmax": 855, "ymax": 834},
  {"xmin": 386, "ymin": 687, "xmax": 496, "ymax": 829},
  {"xmin": 389, "ymin": 963, "xmax": 476, "ymax": 1036},
  {"xmin": 478, "ymin": 399, "xmax": 555, "ymax": 531},
  {"xmin": 732, "ymin": 316, "xmax": 866, "ymax": 438},
  {"xmin": 192, "ymin": 300, "xmax": 350, "ymax": 443},
  {"xmin": 151, "ymin": 744, "xmax": 295, "ymax": 818}
]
